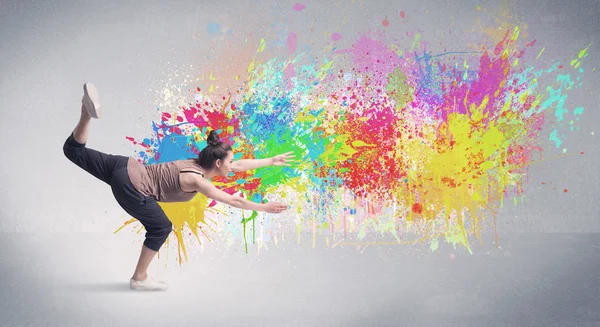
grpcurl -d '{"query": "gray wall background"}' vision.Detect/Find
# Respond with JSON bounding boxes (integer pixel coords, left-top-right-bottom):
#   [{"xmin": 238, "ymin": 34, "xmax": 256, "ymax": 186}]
[{"xmin": 1, "ymin": 1, "xmax": 600, "ymax": 326}]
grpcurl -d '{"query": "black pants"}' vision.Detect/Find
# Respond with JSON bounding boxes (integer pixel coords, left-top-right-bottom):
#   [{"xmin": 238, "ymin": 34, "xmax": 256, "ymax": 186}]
[{"xmin": 63, "ymin": 133, "xmax": 172, "ymax": 251}]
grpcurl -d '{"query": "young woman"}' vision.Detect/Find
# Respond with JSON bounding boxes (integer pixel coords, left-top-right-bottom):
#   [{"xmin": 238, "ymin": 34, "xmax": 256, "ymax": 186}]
[{"xmin": 63, "ymin": 83, "xmax": 293, "ymax": 291}]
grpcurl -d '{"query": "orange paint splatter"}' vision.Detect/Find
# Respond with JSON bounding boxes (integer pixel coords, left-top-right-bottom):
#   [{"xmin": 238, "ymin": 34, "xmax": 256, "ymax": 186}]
[{"xmin": 441, "ymin": 177, "xmax": 459, "ymax": 188}]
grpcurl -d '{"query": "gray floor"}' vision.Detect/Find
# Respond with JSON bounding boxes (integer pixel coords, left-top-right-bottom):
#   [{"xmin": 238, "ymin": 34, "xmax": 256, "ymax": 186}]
[{"xmin": 1, "ymin": 232, "xmax": 599, "ymax": 326}]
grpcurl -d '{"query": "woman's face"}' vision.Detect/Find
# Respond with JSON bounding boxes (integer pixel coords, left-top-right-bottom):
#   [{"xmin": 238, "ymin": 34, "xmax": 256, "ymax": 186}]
[{"xmin": 216, "ymin": 151, "xmax": 234, "ymax": 176}]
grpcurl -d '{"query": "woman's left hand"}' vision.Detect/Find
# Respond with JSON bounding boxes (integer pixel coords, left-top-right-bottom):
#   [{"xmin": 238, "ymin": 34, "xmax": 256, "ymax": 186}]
[{"xmin": 271, "ymin": 152, "xmax": 295, "ymax": 166}]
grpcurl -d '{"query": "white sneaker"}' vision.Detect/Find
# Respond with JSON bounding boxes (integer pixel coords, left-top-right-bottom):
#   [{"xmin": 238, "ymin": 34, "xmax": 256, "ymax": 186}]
[
  {"xmin": 129, "ymin": 277, "xmax": 169, "ymax": 291},
  {"xmin": 82, "ymin": 82, "xmax": 101, "ymax": 119}
]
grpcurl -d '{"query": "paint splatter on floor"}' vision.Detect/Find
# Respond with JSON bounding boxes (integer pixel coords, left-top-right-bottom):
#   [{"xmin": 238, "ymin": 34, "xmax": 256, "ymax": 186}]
[{"xmin": 116, "ymin": 4, "xmax": 591, "ymax": 262}]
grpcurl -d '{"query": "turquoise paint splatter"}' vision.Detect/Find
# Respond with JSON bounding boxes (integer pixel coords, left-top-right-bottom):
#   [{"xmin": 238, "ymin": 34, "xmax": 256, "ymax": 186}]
[{"xmin": 549, "ymin": 128, "xmax": 562, "ymax": 148}]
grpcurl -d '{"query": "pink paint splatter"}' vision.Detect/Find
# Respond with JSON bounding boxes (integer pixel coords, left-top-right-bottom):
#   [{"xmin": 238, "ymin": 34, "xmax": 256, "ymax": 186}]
[
  {"xmin": 382, "ymin": 19, "xmax": 389, "ymax": 27},
  {"xmin": 449, "ymin": 254, "xmax": 455, "ymax": 260},
  {"xmin": 336, "ymin": 34, "xmax": 402, "ymax": 85},
  {"xmin": 331, "ymin": 32, "xmax": 342, "ymax": 41},
  {"xmin": 283, "ymin": 63, "xmax": 296, "ymax": 89},
  {"xmin": 443, "ymin": 32, "xmax": 516, "ymax": 122},
  {"xmin": 293, "ymin": 3, "xmax": 305, "ymax": 11},
  {"xmin": 400, "ymin": 10, "xmax": 406, "ymax": 18},
  {"xmin": 287, "ymin": 32, "xmax": 297, "ymax": 54}
]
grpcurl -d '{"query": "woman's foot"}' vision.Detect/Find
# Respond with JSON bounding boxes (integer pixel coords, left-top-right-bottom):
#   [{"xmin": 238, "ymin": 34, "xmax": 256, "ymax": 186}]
[
  {"xmin": 129, "ymin": 276, "xmax": 169, "ymax": 291},
  {"xmin": 82, "ymin": 82, "xmax": 101, "ymax": 119}
]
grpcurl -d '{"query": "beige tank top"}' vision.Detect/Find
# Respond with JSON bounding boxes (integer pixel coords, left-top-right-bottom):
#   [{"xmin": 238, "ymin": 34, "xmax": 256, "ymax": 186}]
[{"xmin": 127, "ymin": 157, "xmax": 205, "ymax": 203}]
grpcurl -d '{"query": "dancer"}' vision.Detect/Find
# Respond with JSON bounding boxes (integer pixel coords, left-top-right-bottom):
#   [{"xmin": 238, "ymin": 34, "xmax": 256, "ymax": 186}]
[{"xmin": 63, "ymin": 83, "xmax": 293, "ymax": 291}]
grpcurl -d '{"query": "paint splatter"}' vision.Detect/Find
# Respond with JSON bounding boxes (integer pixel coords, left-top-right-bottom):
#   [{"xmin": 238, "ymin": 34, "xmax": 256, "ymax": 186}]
[
  {"xmin": 119, "ymin": 5, "xmax": 591, "ymax": 262},
  {"xmin": 207, "ymin": 22, "xmax": 221, "ymax": 35},
  {"xmin": 287, "ymin": 32, "xmax": 297, "ymax": 54},
  {"xmin": 293, "ymin": 3, "xmax": 305, "ymax": 11}
]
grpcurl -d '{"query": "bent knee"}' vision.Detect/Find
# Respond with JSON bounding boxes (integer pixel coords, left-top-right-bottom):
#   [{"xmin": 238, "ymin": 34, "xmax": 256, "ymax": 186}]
[
  {"xmin": 149, "ymin": 220, "xmax": 173, "ymax": 238},
  {"xmin": 144, "ymin": 221, "xmax": 173, "ymax": 251},
  {"xmin": 63, "ymin": 136, "xmax": 79, "ymax": 162},
  {"xmin": 160, "ymin": 221, "xmax": 173, "ymax": 236}
]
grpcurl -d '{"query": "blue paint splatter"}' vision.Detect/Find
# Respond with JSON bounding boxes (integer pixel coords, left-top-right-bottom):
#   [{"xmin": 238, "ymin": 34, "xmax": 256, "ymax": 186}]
[{"xmin": 207, "ymin": 22, "xmax": 221, "ymax": 35}]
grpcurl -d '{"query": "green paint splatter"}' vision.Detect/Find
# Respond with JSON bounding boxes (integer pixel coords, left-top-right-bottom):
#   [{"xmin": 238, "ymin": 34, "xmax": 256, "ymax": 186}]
[
  {"xmin": 536, "ymin": 47, "xmax": 545, "ymax": 60},
  {"xmin": 241, "ymin": 210, "xmax": 259, "ymax": 253},
  {"xmin": 387, "ymin": 68, "xmax": 414, "ymax": 109},
  {"xmin": 430, "ymin": 238, "xmax": 439, "ymax": 251}
]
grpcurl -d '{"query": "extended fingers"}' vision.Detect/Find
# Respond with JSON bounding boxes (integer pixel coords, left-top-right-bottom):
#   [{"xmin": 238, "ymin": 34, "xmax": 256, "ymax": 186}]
[{"xmin": 280, "ymin": 152, "xmax": 295, "ymax": 159}]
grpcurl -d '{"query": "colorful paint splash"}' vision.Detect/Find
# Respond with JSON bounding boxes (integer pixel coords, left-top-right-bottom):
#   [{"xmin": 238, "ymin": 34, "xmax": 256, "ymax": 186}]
[{"xmin": 117, "ymin": 5, "xmax": 592, "ymax": 262}]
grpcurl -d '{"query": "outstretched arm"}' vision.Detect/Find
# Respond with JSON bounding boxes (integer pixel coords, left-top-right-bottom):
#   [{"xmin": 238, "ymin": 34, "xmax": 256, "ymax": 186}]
[
  {"xmin": 231, "ymin": 152, "xmax": 294, "ymax": 172},
  {"xmin": 231, "ymin": 158, "xmax": 272, "ymax": 172},
  {"xmin": 194, "ymin": 177, "xmax": 288, "ymax": 213}
]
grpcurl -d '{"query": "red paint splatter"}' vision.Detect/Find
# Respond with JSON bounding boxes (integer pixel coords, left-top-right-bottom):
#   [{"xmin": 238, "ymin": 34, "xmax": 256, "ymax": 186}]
[
  {"xmin": 331, "ymin": 104, "xmax": 404, "ymax": 197},
  {"xmin": 400, "ymin": 10, "xmax": 406, "ymax": 18},
  {"xmin": 564, "ymin": 189, "xmax": 568, "ymax": 193},
  {"xmin": 580, "ymin": 152, "xmax": 584, "ymax": 154},
  {"xmin": 412, "ymin": 203, "xmax": 423, "ymax": 214},
  {"xmin": 382, "ymin": 19, "xmax": 389, "ymax": 27},
  {"xmin": 125, "ymin": 136, "xmax": 138, "ymax": 145}
]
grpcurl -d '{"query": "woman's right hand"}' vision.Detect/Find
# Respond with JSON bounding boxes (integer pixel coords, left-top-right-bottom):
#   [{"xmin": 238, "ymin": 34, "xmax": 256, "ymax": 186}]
[{"xmin": 262, "ymin": 202, "xmax": 289, "ymax": 214}]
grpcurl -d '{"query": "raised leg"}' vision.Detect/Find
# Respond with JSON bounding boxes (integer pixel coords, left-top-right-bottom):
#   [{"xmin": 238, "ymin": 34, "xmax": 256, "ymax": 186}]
[
  {"xmin": 73, "ymin": 105, "xmax": 92, "ymax": 144},
  {"xmin": 73, "ymin": 82, "xmax": 101, "ymax": 144}
]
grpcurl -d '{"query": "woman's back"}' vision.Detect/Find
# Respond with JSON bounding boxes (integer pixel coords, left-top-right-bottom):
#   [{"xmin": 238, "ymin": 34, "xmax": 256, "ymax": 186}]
[{"xmin": 128, "ymin": 158, "xmax": 204, "ymax": 202}]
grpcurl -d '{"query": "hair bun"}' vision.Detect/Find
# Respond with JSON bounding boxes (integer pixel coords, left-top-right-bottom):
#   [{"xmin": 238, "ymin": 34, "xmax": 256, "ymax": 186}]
[{"xmin": 207, "ymin": 130, "xmax": 220, "ymax": 147}]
